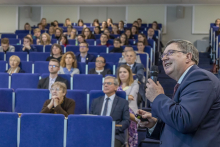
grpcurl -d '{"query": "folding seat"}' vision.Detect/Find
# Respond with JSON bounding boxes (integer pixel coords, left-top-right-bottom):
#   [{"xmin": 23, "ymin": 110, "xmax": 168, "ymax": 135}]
[
  {"xmin": 128, "ymin": 39, "xmax": 137, "ymax": 45},
  {"xmin": 68, "ymin": 39, "xmax": 76, "ymax": 45},
  {"xmin": 96, "ymin": 39, "xmax": 113, "ymax": 45},
  {"xmin": 30, "ymin": 30, "xmax": 46, "ymax": 34},
  {"xmin": 58, "ymin": 23, "xmax": 64, "ymax": 26},
  {"xmin": 147, "ymin": 39, "xmax": 155, "ymax": 48},
  {"xmin": 126, "ymin": 23, "xmax": 133, "ymax": 28},
  {"xmin": 29, "ymin": 52, "xmax": 50, "ymax": 62},
  {"xmin": 88, "ymin": 45, "xmax": 107, "ymax": 54},
  {"xmin": 1, "ymin": 34, "xmax": 16, "ymax": 39},
  {"xmin": 141, "ymin": 24, "xmax": 148, "ymax": 27},
  {"xmin": 33, "ymin": 45, "xmax": 44, "ymax": 52},
  {"xmin": 66, "ymin": 115, "xmax": 113, "ymax": 147},
  {"xmin": 0, "ymin": 61, "xmax": 6, "ymax": 72},
  {"xmin": 73, "ymin": 74, "xmax": 102, "ymax": 93},
  {"xmin": 9, "ymin": 38, "xmax": 20, "ymax": 45},
  {"xmin": 111, "ymin": 34, "xmax": 120, "ymax": 38},
  {"xmin": 88, "ymin": 62, "xmax": 114, "ymax": 74},
  {"xmin": 100, "ymin": 53, "xmax": 122, "ymax": 64},
  {"xmin": 8, "ymin": 61, "xmax": 32, "ymax": 73},
  {"xmin": 108, "ymin": 45, "xmax": 115, "ymax": 52},
  {"xmin": 86, "ymin": 39, "xmax": 95, "ymax": 45},
  {"xmin": 11, "ymin": 73, "xmax": 39, "ymax": 90},
  {"xmin": 15, "ymin": 30, "xmax": 30, "ymax": 34},
  {"xmin": 13, "ymin": 44, "xmax": 22, "ymax": 51},
  {"xmin": 34, "ymin": 61, "xmax": 49, "ymax": 74},
  {"xmin": 66, "ymin": 45, "xmax": 79, "ymax": 53},
  {"xmin": 20, "ymin": 114, "xmax": 64, "ymax": 147},
  {"xmin": 0, "ymin": 73, "xmax": 9, "ymax": 88},
  {"xmin": 0, "ymin": 89, "xmax": 13, "ymax": 112},
  {"xmin": 66, "ymin": 90, "xmax": 87, "ymax": 114},
  {"xmin": 84, "ymin": 23, "xmax": 91, "ymax": 26},
  {"xmin": 6, "ymin": 52, "xmax": 27, "ymax": 61},
  {"xmin": 0, "ymin": 113, "xmax": 18, "ymax": 146},
  {"xmin": 94, "ymin": 34, "xmax": 101, "ymax": 39},
  {"xmin": 77, "ymin": 62, "xmax": 86, "ymax": 74},
  {"xmin": 17, "ymin": 34, "xmax": 29, "ymax": 39},
  {"xmin": 15, "ymin": 89, "xmax": 49, "ymax": 113},
  {"xmin": 0, "ymin": 52, "xmax": 4, "ymax": 60}
]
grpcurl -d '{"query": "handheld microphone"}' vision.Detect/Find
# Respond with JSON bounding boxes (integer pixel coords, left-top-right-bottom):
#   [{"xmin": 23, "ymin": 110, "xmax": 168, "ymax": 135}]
[{"xmin": 150, "ymin": 65, "xmax": 159, "ymax": 84}]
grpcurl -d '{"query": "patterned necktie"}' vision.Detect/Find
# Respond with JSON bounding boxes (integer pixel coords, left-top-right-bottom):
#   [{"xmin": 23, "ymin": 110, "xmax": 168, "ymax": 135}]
[
  {"xmin": 172, "ymin": 83, "xmax": 180, "ymax": 99},
  {"xmin": 102, "ymin": 98, "xmax": 110, "ymax": 116}
]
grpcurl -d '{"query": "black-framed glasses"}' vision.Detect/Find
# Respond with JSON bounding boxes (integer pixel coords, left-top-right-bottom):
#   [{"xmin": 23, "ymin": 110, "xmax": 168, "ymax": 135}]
[
  {"xmin": 102, "ymin": 82, "xmax": 114, "ymax": 85},
  {"xmin": 160, "ymin": 50, "xmax": 186, "ymax": 59},
  {"xmin": 49, "ymin": 65, "xmax": 59, "ymax": 68}
]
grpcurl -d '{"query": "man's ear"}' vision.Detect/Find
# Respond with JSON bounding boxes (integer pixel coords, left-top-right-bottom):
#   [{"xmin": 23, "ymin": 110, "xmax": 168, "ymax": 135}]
[{"xmin": 185, "ymin": 53, "xmax": 193, "ymax": 63}]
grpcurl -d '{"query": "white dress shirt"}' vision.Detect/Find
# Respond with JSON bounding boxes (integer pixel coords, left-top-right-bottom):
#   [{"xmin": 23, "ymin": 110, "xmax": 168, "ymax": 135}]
[
  {"xmin": 101, "ymin": 94, "xmax": 115, "ymax": 116},
  {"xmin": 127, "ymin": 63, "xmax": 134, "ymax": 70},
  {"xmin": 148, "ymin": 65, "xmax": 194, "ymax": 135},
  {"xmin": 48, "ymin": 76, "xmax": 57, "ymax": 90}
]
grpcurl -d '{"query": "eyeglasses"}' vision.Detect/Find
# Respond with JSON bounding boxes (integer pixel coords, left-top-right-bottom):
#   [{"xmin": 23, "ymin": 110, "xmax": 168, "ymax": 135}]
[
  {"xmin": 80, "ymin": 46, "xmax": 87, "ymax": 48},
  {"xmin": 96, "ymin": 60, "xmax": 104, "ymax": 63},
  {"xmin": 160, "ymin": 50, "xmax": 186, "ymax": 59},
  {"xmin": 49, "ymin": 65, "xmax": 59, "ymax": 68},
  {"xmin": 102, "ymin": 82, "xmax": 114, "ymax": 85},
  {"xmin": 50, "ymin": 88, "xmax": 61, "ymax": 92}
]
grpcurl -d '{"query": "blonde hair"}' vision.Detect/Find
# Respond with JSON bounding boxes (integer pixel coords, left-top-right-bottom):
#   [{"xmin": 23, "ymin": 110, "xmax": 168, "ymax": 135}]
[
  {"xmin": 117, "ymin": 64, "xmax": 134, "ymax": 86},
  {"xmin": 9, "ymin": 55, "xmax": 21, "ymax": 64},
  {"xmin": 64, "ymin": 18, "xmax": 71, "ymax": 27},
  {"xmin": 70, "ymin": 28, "xmax": 77, "ymax": 39},
  {"xmin": 40, "ymin": 33, "xmax": 51, "ymax": 45},
  {"xmin": 60, "ymin": 51, "xmax": 77, "ymax": 68},
  {"xmin": 34, "ymin": 28, "xmax": 41, "ymax": 33},
  {"xmin": 51, "ymin": 82, "xmax": 67, "ymax": 95}
]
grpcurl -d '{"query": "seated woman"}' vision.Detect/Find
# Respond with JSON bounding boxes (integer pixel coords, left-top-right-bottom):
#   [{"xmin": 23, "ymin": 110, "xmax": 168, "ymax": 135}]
[
  {"xmin": 40, "ymin": 81, "xmax": 75, "ymax": 117},
  {"xmin": 152, "ymin": 21, "xmax": 159, "ymax": 30},
  {"xmin": 64, "ymin": 18, "xmax": 72, "ymax": 27},
  {"xmin": 118, "ymin": 21, "xmax": 124, "ymax": 31},
  {"xmin": 117, "ymin": 64, "xmax": 139, "ymax": 147},
  {"xmin": 48, "ymin": 26, "xmax": 55, "ymax": 36},
  {"xmin": 24, "ymin": 23, "xmax": 31, "ymax": 31},
  {"xmin": 76, "ymin": 34, "xmax": 86, "ymax": 45},
  {"xmin": 88, "ymin": 56, "xmax": 112, "ymax": 77},
  {"xmin": 136, "ymin": 41, "xmax": 148, "ymax": 54},
  {"xmin": 111, "ymin": 25, "xmax": 120, "ymax": 35},
  {"xmin": 6, "ymin": 55, "xmax": 25, "ymax": 75},
  {"xmin": 69, "ymin": 28, "xmax": 77, "ymax": 40},
  {"xmin": 63, "ymin": 25, "xmax": 73, "ymax": 38},
  {"xmin": 82, "ymin": 27, "xmax": 95, "ymax": 39},
  {"xmin": 78, "ymin": 19, "xmax": 84, "ymax": 27},
  {"xmin": 55, "ymin": 28, "xmax": 63, "ymax": 41},
  {"xmin": 120, "ymin": 33, "xmax": 129, "ymax": 46},
  {"xmin": 101, "ymin": 21, "xmax": 108, "ymax": 31},
  {"xmin": 59, "ymin": 35, "xmax": 69, "ymax": 47},
  {"xmin": 94, "ymin": 26, "xmax": 101, "ymax": 35},
  {"xmin": 58, "ymin": 51, "xmax": 79, "ymax": 77},
  {"xmin": 46, "ymin": 44, "xmax": 63, "ymax": 62},
  {"xmin": 131, "ymin": 26, "xmax": 139, "ymax": 36},
  {"xmin": 125, "ymin": 29, "xmax": 134, "ymax": 39},
  {"xmin": 137, "ymin": 33, "xmax": 148, "ymax": 46},
  {"xmin": 40, "ymin": 33, "xmax": 51, "ymax": 45}
]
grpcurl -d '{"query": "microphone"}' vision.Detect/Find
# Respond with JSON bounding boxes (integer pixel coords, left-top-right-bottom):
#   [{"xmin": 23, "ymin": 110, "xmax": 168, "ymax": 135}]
[{"xmin": 150, "ymin": 65, "xmax": 159, "ymax": 84}]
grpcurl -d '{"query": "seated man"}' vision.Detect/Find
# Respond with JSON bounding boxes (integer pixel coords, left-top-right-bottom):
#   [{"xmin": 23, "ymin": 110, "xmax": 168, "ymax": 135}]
[
  {"xmin": 147, "ymin": 27, "xmax": 164, "ymax": 51},
  {"xmin": 40, "ymin": 81, "xmax": 75, "ymax": 117},
  {"xmin": 88, "ymin": 56, "xmax": 112, "ymax": 77},
  {"xmin": 21, "ymin": 36, "xmax": 37, "ymax": 53},
  {"xmin": 110, "ymin": 38, "xmax": 123, "ymax": 53},
  {"xmin": 0, "ymin": 38, "xmax": 15, "ymax": 53},
  {"xmin": 119, "ymin": 46, "xmax": 141, "ymax": 63},
  {"xmin": 90, "ymin": 76, "xmax": 130, "ymax": 147},
  {"xmin": 98, "ymin": 33, "xmax": 111, "ymax": 47},
  {"xmin": 76, "ymin": 42, "xmax": 96, "ymax": 64},
  {"xmin": 38, "ymin": 59, "xmax": 68, "ymax": 89},
  {"xmin": 33, "ymin": 28, "xmax": 41, "ymax": 44}
]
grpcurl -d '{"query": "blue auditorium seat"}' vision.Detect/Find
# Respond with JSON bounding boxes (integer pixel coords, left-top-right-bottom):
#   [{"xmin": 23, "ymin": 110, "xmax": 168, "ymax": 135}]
[
  {"xmin": 17, "ymin": 34, "xmax": 29, "ymax": 39},
  {"xmin": 11, "ymin": 73, "xmax": 39, "ymax": 90},
  {"xmin": 84, "ymin": 23, "xmax": 91, "ymax": 26},
  {"xmin": 88, "ymin": 45, "xmax": 107, "ymax": 54},
  {"xmin": 51, "ymin": 39, "xmax": 58, "ymax": 44},
  {"xmin": 0, "ymin": 73, "xmax": 9, "ymax": 88},
  {"xmin": 147, "ymin": 39, "xmax": 155, "ymax": 48},
  {"xmin": 20, "ymin": 114, "xmax": 64, "ymax": 147},
  {"xmin": 66, "ymin": 90, "xmax": 87, "ymax": 114},
  {"xmin": 8, "ymin": 61, "xmax": 32, "ymax": 73},
  {"xmin": 68, "ymin": 39, "xmax": 76, "ymax": 45},
  {"xmin": 88, "ymin": 62, "xmax": 114, "ymax": 74},
  {"xmin": 9, "ymin": 39, "xmax": 20, "ymax": 45},
  {"xmin": 34, "ymin": 61, "xmax": 49, "ymax": 74},
  {"xmin": 13, "ymin": 44, "xmax": 22, "ymax": 51},
  {"xmin": 73, "ymin": 74, "xmax": 102, "ymax": 93},
  {"xmin": 77, "ymin": 62, "xmax": 86, "ymax": 74},
  {"xmin": 15, "ymin": 89, "xmax": 49, "ymax": 113},
  {"xmin": 96, "ymin": 39, "xmax": 113, "ymax": 45},
  {"xmin": 100, "ymin": 53, "xmax": 122, "ymax": 64},
  {"xmin": 45, "ymin": 45, "xmax": 64, "ymax": 53},
  {"xmin": 33, "ymin": 45, "xmax": 44, "ymax": 52},
  {"xmin": 6, "ymin": 52, "xmax": 27, "ymax": 61},
  {"xmin": 29, "ymin": 52, "xmax": 50, "ymax": 62},
  {"xmin": 128, "ymin": 39, "xmax": 136, "ymax": 45},
  {"xmin": 94, "ymin": 34, "xmax": 101, "ymax": 39},
  {"xmin": 0, "ymin": 113, "xmax": 18, "ymax": 146},
  {"xmin": 66, "ymin": 45, "xmax": 79, "ymax": 53},
  {"xmin": 15, "ymin": 30, "xmax": 30, "ymax": 34},
  {"xmin": 0, "ymin": 89, "xmax": 13, "ymax": 112},
  {"xmin": 0, "ymin": 52, "xmax": 4, "ymax": 60},
  {"xmin": 111, "ymin": 34, "xmax": 120, "ymax": 38},
  {"xmin": 0, "ymin": 61, "xmax": 6, "ymax": 72},
  {"xmin": 86, "ymin": 39, "xmax": 95, "ymax": 45},
  {"xmin": 66, "ymin": 115, "xmax": 112, "ymax": 147},
  {"xmin": 1, "ymin": 34, "xmax": 16, "ymax": 39}
]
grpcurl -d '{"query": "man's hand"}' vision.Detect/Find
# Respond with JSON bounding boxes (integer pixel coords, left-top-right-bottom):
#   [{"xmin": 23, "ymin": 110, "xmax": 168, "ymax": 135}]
[
  {"xmin": 128, "ymin": 95, "xmax": 134, "ymax": 100},
  {"xmin": 47, "ymin": 99, "xmax": 54, "ymax": 109},
  {"xmin": 145, "ymin": 79, "xmax": 164, "ymax": 102},
  {"xmin": 24, "ymin": 45, "xmax": 31, "ymax": 50},
  {"xmin": 22, "ymin": 46, "xmax": 26, "ymax": 51},
  {"xmin": 137, "ymin": 109, "xmax": 158, "ymax": 129}
]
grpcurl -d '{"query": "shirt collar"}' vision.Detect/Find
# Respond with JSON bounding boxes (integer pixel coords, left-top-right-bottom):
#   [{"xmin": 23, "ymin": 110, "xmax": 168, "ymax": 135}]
[
  {"xmin": 127, "ymin": 63, "xmax": 134, "ymax": 68},
  {"xmin": 177, "ymin": 65, "xmax": 193, "ymax": 84},
  {"xmin": 49, "ymin": 75, "xmax": 57, "ymax": 81},
  {"xmin": 104, "ymin": 93, "xmax": 115, "ymax": 101},
  {"xmin": 80, "ymin": 53, "xmax": 87, "ymax": 58}
]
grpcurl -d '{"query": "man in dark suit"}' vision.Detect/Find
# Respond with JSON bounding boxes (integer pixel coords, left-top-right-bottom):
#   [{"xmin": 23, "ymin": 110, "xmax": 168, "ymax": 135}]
[
  {"xmin": 76, "ymin": 42, "xmax": 96, "ymax": 64},
  {"xmin": 90, "ymin": 76, "xmax": 130, "ymax": 147},
  {"xmin": 37, "ymin": 59, "xmax": 68, "ymax": 89},
  {"xmin": 138, "ymin": 40, "xmax": 220, "ymax": 147}
]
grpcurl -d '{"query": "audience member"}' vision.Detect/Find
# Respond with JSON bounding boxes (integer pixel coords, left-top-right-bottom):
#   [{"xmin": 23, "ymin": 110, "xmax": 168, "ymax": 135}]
[
  {"xmin": 46, "ymin": 44, "xmax": 63, "ymax": 62},
  {"xmin": 48, "ymin": 26, "xmax": 55, "ymax": 36},
  {"xmin": 26, "ymin": 34, "xmax": 33, "ymax": 44},
  {"xmin": 120, "ymin": 33, "xmax": 129, "ymax": 46},
  {"xmin": 104, "ymin": 28, "xmax": 115, "ymax": 39},
  {"xmin": 21, "ymin": 36, "xmax": 37, "ymax": 53},
  {"xmin": 38, "ymin": 23, "xmax": 45, "ymax": 31},
  {"xmin": 94, "ymin": 26, "xmax": 101, "ymax": 34},
  {"xmin": 38, "ymin": 59, "xmax": 68, "ymax": 89},
  {"xmin": 78, "ymin": 19, "xmax": 84, "ymax": 27},
  {"xmin": 125, "ymin": 29, "xmax": 134, "ymax": 39},
  {"xmin": 119, "ymin": 46, "xmax": 141, "ymax": 63},
  {"xmin": 64, "ymin": 25, "xmax": 73, "ymax": 38},
  {"xmin": 118, "ymin": 21, "xmax": 124, "ymax": 31},
  {"xmin": 137, "ymin": 18, "xmax": 142, "ymax": 28},
  {"xmin": 82, "ymin": 27, "xmax": 95, "ymax": 39},
  {"xmin": 60, "ymin": 35, "xmax": 69, "ymax": 47},
  {"xmin": 152, "ymin": 21, "xmax": 159, "ymax": 30},
  {"xmin": 138, "ymin": 33, "xmax": 148, "ymax": 46},
  {"xmin": 77, "ymin": 34, "xmax": 86, "ymax": 45},
  {"xmin": 5, "ymin": 55, "xmax": 25, "ymax": 74},
  {"xmin": 24, "ymin": 23, "xmax": 31, "ymax": 31},
  {"xmin": 40, "ymin": 33, "xmax": 51, "ymax": 45},
  {"xmin": 215, "ymin": 18, "xmax": 220, "ymax": 27},
  {"xmin": 117, "ymin": 64, "xmax": 139, "ymax": 147},
  {"xmin": 41, "ymin": 18, "xmax": 47, "ymax": 28},
  {"xmin": 40, "ymin": 81, "xmax": 75, "ymax": 117},
  {"xmin": 133, "ymin": 21, "xmax": 139, "ymax": 28},
  {"xmin": 136, "ymin": 41, "xmax": 147, "ymax": 54},
  {"xmin": 33, "ymin": 28, "xmax": 41, "ymax": 40},
  {"xmin": 0, "ymin": 38, "xmax": 15, "ymax": 53},
  {"xmin": 90, "ymin": 76, "xmax": 130, "ymax": 147},
  {"xmin": 147, "ymin": 27, "xmax": 164, "ymax": 51},
  {"xmin": 101, "ymin": 21, "xmax": 108, "ymax": 31},
  {"xmin": 98, "ymin": 33, "xmax": 111, "ymax": 47},
  {"xmin": 111, "ymin": 25, "xmax": 120, "ymax": 35},
  {"xmin": 107, "ymin": 18, "xmax": 113, "ymax": 27},
  {"xmin": 92, "ymin": 19, "xmax": 100, "ymax": 26},
  {"xmin": 76, "ymin": 42, "xmax": 96, "ymax": 64},
  {"xmin": 88, "ymin": 56, "xmax": 112, "ymax": 77},
  {"xmin": 69, "ymin": 28, "xmax": 77, "ymax": 39},
  {"xmin": 55, "ymin": 28, "xmax": 63, "ymax": 41},
  {"xmin": 131, "ymin": 26, "xmax": 139, "ymax": 35},
  {"xmin": 58, "ymin": 51, "xmax": 79, "ymax": 76},
  {"xmin": 64, "ymin": 18, "xmax": 72, "ymax": 27},
  {"xmin": 110, "ymin": 38, "xmax": 123, "ymax": 53},
  {"xmin": 53, "ymin": 20, "xmax": 59, "ymax": 29}
]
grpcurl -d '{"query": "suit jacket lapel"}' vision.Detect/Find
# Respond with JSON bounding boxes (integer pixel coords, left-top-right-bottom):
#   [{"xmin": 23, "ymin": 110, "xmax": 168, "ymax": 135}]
[
  {"xmin": 45, "ymin": 77, "xmax": 50, "ymax": 89},
  {"xmin": 110, "ymin": 96, "xmax": 119, "ymax": 116},
  {"xmin": 132, "ymin": 62, "xmax": 136, "ymax": 73},
  {"xmin": 98, "ymin": 96, "xmax": 105, "ymax": 115}
]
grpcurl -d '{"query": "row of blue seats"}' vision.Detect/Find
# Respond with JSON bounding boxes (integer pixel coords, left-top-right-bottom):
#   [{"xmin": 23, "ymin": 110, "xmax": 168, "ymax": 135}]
[
  {"xmin": 0, "ymin": 113, "xmax": 114, "ymax": 147},
  {"xmin": 0, "ymin": 88, "xmax": 126, "ymax": 113}
]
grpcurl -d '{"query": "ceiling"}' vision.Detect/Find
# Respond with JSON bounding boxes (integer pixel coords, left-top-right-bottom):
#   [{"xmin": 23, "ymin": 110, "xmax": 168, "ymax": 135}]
[{"xmin": 1, "ymin": 0, "xmax": 220, "ymax": 5}]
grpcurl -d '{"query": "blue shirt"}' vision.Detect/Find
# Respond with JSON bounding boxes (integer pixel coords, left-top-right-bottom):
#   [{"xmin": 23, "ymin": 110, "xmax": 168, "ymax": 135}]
[
  {"xmin": 63, "ymin": 67, "xmax": 74, "ymax": 75},
  {"xmin": 80, "ymin": 54, "xmax": 87, "ymax": 63}
]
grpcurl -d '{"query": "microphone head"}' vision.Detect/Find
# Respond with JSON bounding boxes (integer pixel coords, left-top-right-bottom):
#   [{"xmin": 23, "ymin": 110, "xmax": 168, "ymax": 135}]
[{"xmin": 150, "ymin": 65, "xmax": 159, "ymax": 77}]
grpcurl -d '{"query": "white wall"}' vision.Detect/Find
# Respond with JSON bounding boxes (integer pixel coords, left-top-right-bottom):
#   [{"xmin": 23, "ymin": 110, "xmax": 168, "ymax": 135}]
[{"xmin": 0, "ymin": 6, "xmax": 17, "ymax": 33}]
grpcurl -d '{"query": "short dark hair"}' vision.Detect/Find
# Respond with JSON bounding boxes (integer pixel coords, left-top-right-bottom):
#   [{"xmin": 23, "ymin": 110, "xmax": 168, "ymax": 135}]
[
  {"xmin": 101, "ymin": 33, "xmax": 108, "ymax": 38},
  {"xmin": 137, "ymin": 41, "xmax": 144, "ymax": 45},
  {"xmin": 49, "ymin": 59, "xmax": 60, "ymax": 66},
  {"xmin": 97, "ymin": 56, "xmax": 106, "ymax": 63},
  {"xmin": 24, "ymin": 36, "xmax": 31, "ymax": 42},
  {"xmin": 80, "ymin": 42, "xmax": 88, "ymax": 48},
  {"xmin": 114, "ymin": 38, "xmax": 121, "ymax": 43},
  {"xmin": 1, "ymin": 38, "xmax": 9, "ymax": 44}
]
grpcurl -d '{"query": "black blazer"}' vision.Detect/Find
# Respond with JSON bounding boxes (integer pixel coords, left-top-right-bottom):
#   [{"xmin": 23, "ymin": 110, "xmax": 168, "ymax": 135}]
[
  {"xmin": 90, "ymin": 95, "xmax": 130, "ymax": 144},
  {"xmin": 88, "ymin": 68, "xmax": 112, "ymax": 77},
  {"xmin": 76, "ymin": 53, "xmax": 96, "ymax": 64},
  {"xmin": 37, "ymin": 75, "xmax": 68, "ymax": 89},
  {"xmin": 110, "ymin": 47, "xmax": 124, "ymax": 53},
  {"xmin": 5, "ymin": 69, "xmax": 25, "ymax": 73}
]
